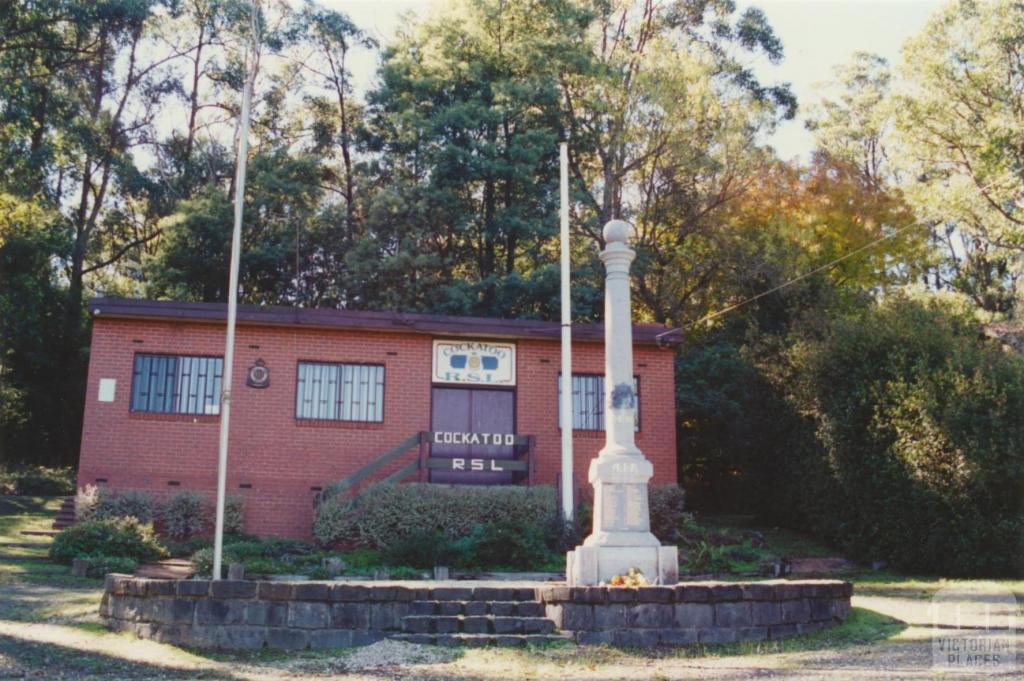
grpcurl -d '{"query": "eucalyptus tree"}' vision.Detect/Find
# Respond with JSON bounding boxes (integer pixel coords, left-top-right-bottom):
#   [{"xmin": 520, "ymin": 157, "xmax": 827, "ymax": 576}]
[
  {"xmin": 560, "ymin": 0, "xmax": 796, "ymax": 326},
  {"xmin": 805, "ymin": 52, "xmax": 893, "ymax": 189},
  {"xmin": 893, "ymin": 0, "xmax": 1024, "ymax": 314},
  {"xmin": 290, "ymin": 2, "xmax": 376, "ymax": 235}
]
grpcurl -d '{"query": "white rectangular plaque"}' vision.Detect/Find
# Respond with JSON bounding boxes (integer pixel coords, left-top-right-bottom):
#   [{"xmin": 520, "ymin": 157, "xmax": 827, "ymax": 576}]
[{"xmin": 98, "ymin": 378, "xmax": 116, "ymax": 403}]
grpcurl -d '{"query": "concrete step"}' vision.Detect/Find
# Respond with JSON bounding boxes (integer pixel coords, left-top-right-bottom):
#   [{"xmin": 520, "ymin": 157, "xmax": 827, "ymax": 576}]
[
  {"xmin": 401, "ymin": 614, "xmax": 556, "ymax": 635},
  {"xmin": 409, "ymin": 600, "xmax": 545, "ymax": 617},
  {"xmin": 21, "ymin": 530, "xmax": 58, "ymax": 537},
  {"xmin": 391, "ymin": 633, "xmax": 571, "ymax": 647}
]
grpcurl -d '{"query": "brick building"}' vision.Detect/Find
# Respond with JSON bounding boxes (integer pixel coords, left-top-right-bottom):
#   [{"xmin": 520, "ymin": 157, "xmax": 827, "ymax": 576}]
[{"xmin": 77, "ymin": 297, "xmax": 681, "ymax": 539}]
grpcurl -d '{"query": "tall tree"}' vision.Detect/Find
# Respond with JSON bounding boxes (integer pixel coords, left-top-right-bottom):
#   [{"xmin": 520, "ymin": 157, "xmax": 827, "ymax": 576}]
[
  {"xmin": 358, "ymin": 0, "xmax": 595, "ymax": 317},
  {"xmin": 805, "ymin": 51, "xmax": 893, "ymax": 188},
  {"xmin": 893, "ymin": 0, "xmax": 1024, "ymax": 314},
  {"xmin": 561, "ymin": 0, "xmax": 796, "ymax": 325}
]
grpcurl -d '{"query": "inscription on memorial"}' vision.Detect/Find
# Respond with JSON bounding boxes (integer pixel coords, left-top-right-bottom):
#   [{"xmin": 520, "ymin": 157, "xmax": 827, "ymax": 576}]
[{"xmin": 601, "ymin": 482, "xmax": 649, "ymax": 532}]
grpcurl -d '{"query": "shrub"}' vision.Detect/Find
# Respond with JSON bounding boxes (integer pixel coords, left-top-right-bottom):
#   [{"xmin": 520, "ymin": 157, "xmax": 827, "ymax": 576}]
[
  {"xmin": 78, "ymin": 488, "xmax": 158, "ymax": 524},
  {"xmin": 160, "ymin": 491, "xmax": 206, "ymax": 540},
  {"xmin": 314, "ymin": 483, "xmax": 556, "ymax": 549},
  {"xmin": 779, "ymin": 296, "xmax": 1024, "ymax": 576},
  {"xmin": 82, "ymin": 554, "xmax": 139, "ymax": 578},
  {"xmin": 49, "ymin": 518, "xmax": 167, "ymax": 565},
  {"xmin": 75, "ymin": 484, "xmax": 99, "ymax": 519},
  {"xmin": 0, "ymin": 465, "xmax": 76, "ymax": 496},
  {"xmin": 383, "ymin": 530, "xmax": 461, "ymax": 569},
  {"xmin": 190, "ymin": 538, "xmax": 316, "ymax": 577},
  {"xmin": 649, "ymin": 485, "xmax": 688, "ymax": 544},
  {"xmin": 460, "ymin": 521, "xmax": 549, "ymax": 570},
  {"xmin": 224, "ymin": 494, "xmax": 245, "ymax": 534}
]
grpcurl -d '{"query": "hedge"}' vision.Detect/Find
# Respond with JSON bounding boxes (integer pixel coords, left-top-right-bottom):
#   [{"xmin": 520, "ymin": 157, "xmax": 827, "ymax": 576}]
[
  {"xmin": 314, "ymin": 483, "xmax": 557, "ymax": 548},
  {"xmin": 315, "ymin": 482, "xmax": 690, "ymax": 553}
]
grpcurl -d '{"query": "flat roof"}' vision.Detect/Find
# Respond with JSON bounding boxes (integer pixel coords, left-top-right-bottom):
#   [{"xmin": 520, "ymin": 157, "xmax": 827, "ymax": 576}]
[{"xmin": 88, "ymin": 297, "xmax": 683, "ymax": 347}]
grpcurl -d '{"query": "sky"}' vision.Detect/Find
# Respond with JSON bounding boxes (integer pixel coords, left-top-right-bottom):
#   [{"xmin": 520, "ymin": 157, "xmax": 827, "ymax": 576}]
[{"xmin": 325, "ymin": 0, "xmax": 945, "ymax": 161}]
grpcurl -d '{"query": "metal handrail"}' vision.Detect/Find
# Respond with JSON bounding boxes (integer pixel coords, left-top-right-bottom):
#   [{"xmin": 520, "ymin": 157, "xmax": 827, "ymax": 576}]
[
  {"xmin": 319, "ymin": 431, "xmax": 537, "ymax": 503},
  {"xmin": 320, "ymin": 432, "xmax": 423, "ymax": 501}
]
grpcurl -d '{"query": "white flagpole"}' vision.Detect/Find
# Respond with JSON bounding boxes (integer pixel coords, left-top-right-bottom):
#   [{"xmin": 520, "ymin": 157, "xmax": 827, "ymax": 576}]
[
  {"xmin": 213, "ymin": 3, "xmax": 259, "ymax": 581},
  {"xmin": 559, "ymin": 142, "xmax": 574, "ymax": 521}
]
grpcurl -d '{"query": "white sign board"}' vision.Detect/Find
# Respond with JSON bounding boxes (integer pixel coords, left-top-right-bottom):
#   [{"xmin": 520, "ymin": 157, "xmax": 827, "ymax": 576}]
[
  {"xmin": 432, "ymin": 340, "xmax": 516, "ymax": 386},
  {"xmin": 98, "ymin": 378, "xmax": 116, "ymax": 402}
]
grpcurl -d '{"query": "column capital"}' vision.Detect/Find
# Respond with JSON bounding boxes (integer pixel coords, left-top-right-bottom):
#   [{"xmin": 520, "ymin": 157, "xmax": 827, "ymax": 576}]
[{"xmin": 599, "ymin": 241, "xmax": 635, "ymax": 270}]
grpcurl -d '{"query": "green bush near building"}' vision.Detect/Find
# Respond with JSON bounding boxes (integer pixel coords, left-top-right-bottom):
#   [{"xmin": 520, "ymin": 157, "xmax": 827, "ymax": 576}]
[
  {"xmin": 159, "ymin": 490, "xmax": 206, "ymax": 540},
  {"xmin": 314, "ymin": 483, "xmax": 558, "ymax": 549},
  {"xmin": 314, "ymin": 482, "xmax": 691, "ymax": 572},
  {"xmin": 77, "ymin": 488, "xmax": 158, "ymax": 524},
  {"xmin": 49, "ymin": 518, "xmax": 167, "ymax": 565}
]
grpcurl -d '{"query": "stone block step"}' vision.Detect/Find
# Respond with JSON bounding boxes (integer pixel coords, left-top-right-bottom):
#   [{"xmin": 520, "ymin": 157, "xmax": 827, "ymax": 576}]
[
  {"xmin": 401, "ymin": 614, "xmax": 556, "ymax": 635},
  {"xmin": 409, "ymin": 600, "xmax": 545, "ymax": 617},
  {"xmin": 391, "ymin": 633, "xmax": 571, "ymax": 647},
  {"xmin": 425, "ymin": 587, "xmax": 538, "ymax": 602},
  {"xmin": 20, "ymin": 530, "xmax": 58, "ymax": 537}
]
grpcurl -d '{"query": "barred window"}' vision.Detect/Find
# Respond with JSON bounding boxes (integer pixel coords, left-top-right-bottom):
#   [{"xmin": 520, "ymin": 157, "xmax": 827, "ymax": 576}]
[
  {"xmin": 296, "ymin": 362, "xmax": 384, "ymax": 422},
  {"xmin": 131, "ymin": 354, "xmax": 223, "ymax": 415},
  {"xmin": 558, "ymin": 374, "xmax": 639, "ymax": 431}
]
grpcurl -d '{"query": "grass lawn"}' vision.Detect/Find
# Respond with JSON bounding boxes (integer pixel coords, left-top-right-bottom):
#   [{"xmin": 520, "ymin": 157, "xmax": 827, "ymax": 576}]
[{"xmin": 0, "ymin": 497, "xmax": 1020, "ymax": 679}]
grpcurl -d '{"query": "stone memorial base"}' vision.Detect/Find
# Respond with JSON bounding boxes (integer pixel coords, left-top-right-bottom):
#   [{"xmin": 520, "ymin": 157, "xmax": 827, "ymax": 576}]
[
  {"xmin": 100, "ymin": 575, "xmax": 853, "ymax": 649},
  {"xmin": 567, "ymin": 545, "xmax": 678, "ymax": 586}
]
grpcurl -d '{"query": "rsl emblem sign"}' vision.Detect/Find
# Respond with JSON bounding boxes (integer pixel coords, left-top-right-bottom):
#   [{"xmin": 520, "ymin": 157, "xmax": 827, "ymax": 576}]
[{"xmin": 432, "ymin": 340, "xmax": 516, "ymax": 385}]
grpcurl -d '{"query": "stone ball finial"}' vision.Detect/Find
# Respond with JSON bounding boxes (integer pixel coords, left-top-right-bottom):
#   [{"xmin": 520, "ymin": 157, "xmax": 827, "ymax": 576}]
[{"xmin": 603, "ymin": 219, "xmax": 632, "ymax": 244}]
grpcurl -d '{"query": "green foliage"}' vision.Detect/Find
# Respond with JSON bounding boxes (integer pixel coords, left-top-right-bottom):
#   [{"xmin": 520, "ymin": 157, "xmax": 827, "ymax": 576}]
[
  {"xmin": 190, "ymin": 537, "xmax": 317, "ymax": 577},
  {"xmin": 224, "ymin": 494, "xmax": 246, "ymax": 535},
  {"xmin": 648, "ymin": 485, "xmax": 688, "ymax": 544},
  {"xmin": 776, "ymin": 296, "xmax": 1024, "ymax": 576},
  {"xmin": 356, "ymin": 0, "xmax": 595, "ymax": 318},
  {"xmin": 0, "ymin": 194, "xmax": 76, "ymax": 466},
  {"xmin": 684, "ymin": 540, "xmax": 732, "ymax": 574},
  {"xmin": 380, "ymin": 520, "xmax": 552, "ymax": 571},
  {"xmin": 459, "ymin": 521, "xmax": 550, "ymax": 570},
  {"xmin": 150, "ymin": 152, "xmax": 326, "ymax": 304},
  {"xmin": 314, "ymin": 483, "xmax": 556, "ymax": 549},
  {"xmin": 82, "ymin": 554, "xmax": 139, "ymax": 578},
  {"xmin": 315, "ymin": 484, "xmax": 568, "ymax": 571},
  {"xmin": 159, "ymin": 491, "xmax": 206, "ymax": 540},
  {"xmin": 894, "ymin": 0, "xmax": 1024, "ymax": 313},
  {"xmin": 78, "ymin": 489, "xmax": 157, "ymax": 524},
  {"xmin": 382, "ymin": 530, "xmax": 460, "ymax": 570},
  {"xmin": 0, "ymin": 465, "xmax": 75, "ymax": 496},
  {"xmin": 49, "ymin": 518, "xmax": 167, "ymax": 565}
]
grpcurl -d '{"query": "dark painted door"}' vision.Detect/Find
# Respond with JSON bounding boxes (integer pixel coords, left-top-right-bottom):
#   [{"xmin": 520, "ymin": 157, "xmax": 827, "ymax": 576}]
[{"xmin": 430, "ymin": 387, "xmax": 515, "ymax": 484}]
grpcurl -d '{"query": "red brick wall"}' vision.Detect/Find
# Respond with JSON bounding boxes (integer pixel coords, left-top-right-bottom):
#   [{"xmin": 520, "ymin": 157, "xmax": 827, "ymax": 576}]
[{"xmin": 78, "ymin": 318, "xmax": 678, "ymax": 539}]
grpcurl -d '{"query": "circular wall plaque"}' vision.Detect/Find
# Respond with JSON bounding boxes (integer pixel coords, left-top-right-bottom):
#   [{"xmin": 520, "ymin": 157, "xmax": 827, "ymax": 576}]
[{"xmin": 246, "ymin": 359, "xmax": 270, "ymax": 389}]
